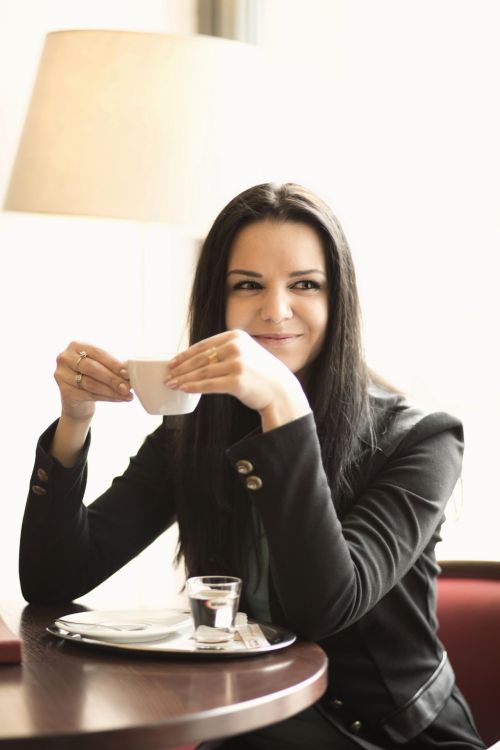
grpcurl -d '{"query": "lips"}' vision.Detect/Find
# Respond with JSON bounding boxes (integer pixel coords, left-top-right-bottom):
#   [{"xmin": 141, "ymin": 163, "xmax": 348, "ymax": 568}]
[{"xmin": 252, "ymin": 334, "xmax": 302, "ymax": 344}]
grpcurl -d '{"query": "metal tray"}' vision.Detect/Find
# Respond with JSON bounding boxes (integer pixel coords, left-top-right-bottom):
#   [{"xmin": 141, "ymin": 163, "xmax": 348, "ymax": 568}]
[{"xmin": 46, "ymin": 610, "xmax": 296, "ymax": 658}]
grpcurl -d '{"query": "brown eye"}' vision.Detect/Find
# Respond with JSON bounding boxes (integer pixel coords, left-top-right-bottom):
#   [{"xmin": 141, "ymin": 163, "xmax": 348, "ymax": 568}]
[
  {"xmin": 233, "ymin": 281, "xmax": 262, "ymax": 290},
  {"xmin": 292, "ymin": 280, "xmax": 320, "ymax": 290}
]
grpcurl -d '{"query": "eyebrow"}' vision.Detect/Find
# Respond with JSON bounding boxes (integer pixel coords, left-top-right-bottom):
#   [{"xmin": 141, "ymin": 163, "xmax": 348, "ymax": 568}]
[{"xmin": 226, "ymin": 268, "xmax": 326, "ymax": 278}]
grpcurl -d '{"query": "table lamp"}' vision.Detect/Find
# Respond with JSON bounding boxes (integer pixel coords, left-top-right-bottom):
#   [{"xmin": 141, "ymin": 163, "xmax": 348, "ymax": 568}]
[{"xmin": 4, "ymin": 30, "xmax": 264, "ymax": 235}]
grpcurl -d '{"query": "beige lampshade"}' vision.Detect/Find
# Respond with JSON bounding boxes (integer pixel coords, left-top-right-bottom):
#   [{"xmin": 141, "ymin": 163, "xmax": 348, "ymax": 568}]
[{"xmin": 4, "ymin": 30, "xmax": 264, "ymax": 234}]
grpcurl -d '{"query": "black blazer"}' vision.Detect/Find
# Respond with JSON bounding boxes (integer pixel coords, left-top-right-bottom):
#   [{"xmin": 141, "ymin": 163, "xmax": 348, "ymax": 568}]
[{"xmin": 20, "ymin": 388, "xmax": 466, "ymax": 745}]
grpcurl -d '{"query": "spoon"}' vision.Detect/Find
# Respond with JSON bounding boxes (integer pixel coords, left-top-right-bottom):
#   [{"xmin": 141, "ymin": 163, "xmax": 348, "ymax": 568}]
[{"xmin": 55, "ymin": 619, "xmax": 152, "ymax": 632}]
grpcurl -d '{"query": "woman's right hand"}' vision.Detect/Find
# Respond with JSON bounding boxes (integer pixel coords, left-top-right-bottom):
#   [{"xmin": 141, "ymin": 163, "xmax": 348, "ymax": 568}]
[{"xmin": 54, "ymin": 341, "xmax": 133, "ymax": 421}]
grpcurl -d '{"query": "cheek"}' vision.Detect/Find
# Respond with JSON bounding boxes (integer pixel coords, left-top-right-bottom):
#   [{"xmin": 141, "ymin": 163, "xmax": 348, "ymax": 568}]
[
  {"xmin": 307, "ymin": 306, "xmax": 328, "ymax": 362},
  {"xmin": 225, "ymin": 298, "xmax": 248, "ymax": 330},
  {"xmin": 308, "ymin": 300, "xmax": 329, "ymax": 338}
]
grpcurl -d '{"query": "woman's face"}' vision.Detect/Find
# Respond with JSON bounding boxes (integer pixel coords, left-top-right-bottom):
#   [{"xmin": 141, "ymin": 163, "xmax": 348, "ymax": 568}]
[{"xmin": 225, "ymin": 219, "xmax": 329, "ymax": 375}]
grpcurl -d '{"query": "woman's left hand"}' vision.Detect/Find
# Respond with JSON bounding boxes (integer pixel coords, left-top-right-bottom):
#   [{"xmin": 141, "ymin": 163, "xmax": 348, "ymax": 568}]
[{"xmin": 165, "ymin": 330, "xmax": 311, "ymax": 431}]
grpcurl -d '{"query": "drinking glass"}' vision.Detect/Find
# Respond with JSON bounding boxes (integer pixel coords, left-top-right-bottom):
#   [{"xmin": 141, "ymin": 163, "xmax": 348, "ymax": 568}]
[{"xmin": 187, "ymin": 575, "xmax": 242, "ymax": 643}]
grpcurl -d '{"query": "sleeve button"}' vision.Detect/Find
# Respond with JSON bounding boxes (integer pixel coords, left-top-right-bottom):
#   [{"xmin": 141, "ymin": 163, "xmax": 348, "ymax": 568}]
[
  {"xmin": 330, "ymin": 698, "xmax": 344, "ymax": 709},
  {"xmin": 236, "ymin": 459, "xmax": 253, "ymax": 475},
  {"xmin": 350, "ymin": 720, "xmax": 363, "ymax": 733},
  {"xmin": 37, "ymin": 468, "xmax": 49, "ymax": 482},
  {"xmin": 31, "ymin": 485, "xmax": 47, "ymax": 496},
  {"xmin": 245, "ymin": 475, "xmax": 263, "ymax": 491}
]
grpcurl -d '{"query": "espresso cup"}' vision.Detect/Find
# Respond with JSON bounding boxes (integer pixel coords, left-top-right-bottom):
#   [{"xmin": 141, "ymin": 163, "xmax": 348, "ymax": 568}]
[{"xmin": 127, "ymin": 356, "xmax": 201, "ymax": 415}]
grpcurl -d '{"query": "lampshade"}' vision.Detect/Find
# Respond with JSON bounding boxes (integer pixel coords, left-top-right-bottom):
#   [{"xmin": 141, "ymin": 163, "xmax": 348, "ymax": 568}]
[{"xmin": 4, "ymin": 30, "xmax": 264, "ymax": 234}]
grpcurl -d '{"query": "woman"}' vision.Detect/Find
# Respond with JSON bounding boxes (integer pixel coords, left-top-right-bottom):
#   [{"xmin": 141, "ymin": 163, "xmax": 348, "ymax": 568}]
[{"xmin": 20, "ymin": 183, "xmax": 484, "ymax": 749}]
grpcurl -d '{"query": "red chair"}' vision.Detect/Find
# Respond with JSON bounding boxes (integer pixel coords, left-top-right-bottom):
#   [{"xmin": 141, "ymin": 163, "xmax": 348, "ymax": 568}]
[{"xmin": 437, "ymin": 560, "xmax": 500, "ymax": 747}]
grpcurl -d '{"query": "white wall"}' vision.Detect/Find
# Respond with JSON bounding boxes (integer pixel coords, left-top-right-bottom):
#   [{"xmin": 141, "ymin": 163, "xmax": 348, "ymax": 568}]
[
  {"xmin": 260, "ymin": 0, "xmax": 500, "ymax": 560},
  {"xmin": 0, "ymin": 213, "xmax": 198, "ymax": 608},
  {"xmin": 1, "ymin": 0, "xmax": 197, "ymax": 608}
]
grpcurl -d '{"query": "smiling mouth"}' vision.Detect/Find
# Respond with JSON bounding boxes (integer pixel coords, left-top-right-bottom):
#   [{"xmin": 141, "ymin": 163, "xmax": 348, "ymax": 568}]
[{"xmin": 252, "ymin": 334, "xmax": 302, "ymax": 343}]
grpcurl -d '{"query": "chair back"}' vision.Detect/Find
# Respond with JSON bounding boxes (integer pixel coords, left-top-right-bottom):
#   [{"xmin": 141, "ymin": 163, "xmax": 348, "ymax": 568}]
[{"xmin": 437, "ymin": 560, "xmax": 500, "ymax": 747}]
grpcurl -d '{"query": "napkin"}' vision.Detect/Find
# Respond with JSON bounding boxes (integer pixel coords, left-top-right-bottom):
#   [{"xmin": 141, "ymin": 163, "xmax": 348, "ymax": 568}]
[{"xmin": 0, "ymin": 616, "xmax": 22, "ymax": 664}]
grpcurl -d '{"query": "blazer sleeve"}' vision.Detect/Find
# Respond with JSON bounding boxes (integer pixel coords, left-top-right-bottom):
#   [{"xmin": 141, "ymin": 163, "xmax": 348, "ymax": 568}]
[
  {"xmin": 225, "ymin": 410, "xmax": 463, "ymax": 640},
  {"xmin": 19, "ymin": 419, "xmax": 177, "ymax": 603}
]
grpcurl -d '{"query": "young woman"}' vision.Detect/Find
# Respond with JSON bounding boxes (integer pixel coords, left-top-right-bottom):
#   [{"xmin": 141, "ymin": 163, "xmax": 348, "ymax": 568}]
[{"xmin": 20, "ymin": 183, "xmax": 484, "ymax": 750}]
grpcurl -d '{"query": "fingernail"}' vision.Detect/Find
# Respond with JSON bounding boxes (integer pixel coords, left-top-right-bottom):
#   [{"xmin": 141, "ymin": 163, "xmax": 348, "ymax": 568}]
[
  {"xmin": 118, "ymin": 383, "xmax": 130, "ymax": 394},
  {"xmin": 166, "ymin": 379, "xmax": 178, "ymax": 389},
  {"xmin": 119, "ymin": 368, "xmax": 129, "ymax": 379}
]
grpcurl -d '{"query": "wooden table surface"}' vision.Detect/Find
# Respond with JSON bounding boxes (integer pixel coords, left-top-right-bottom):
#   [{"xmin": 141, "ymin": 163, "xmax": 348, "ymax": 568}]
[{"xmin": 0, "ymin": 602, "xmax": 328, "ymax": 749}]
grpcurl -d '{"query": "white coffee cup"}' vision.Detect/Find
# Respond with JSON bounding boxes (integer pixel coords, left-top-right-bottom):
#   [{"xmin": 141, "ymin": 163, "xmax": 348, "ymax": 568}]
[{"xmin": 127, "ymin": 356, "xmax": 201, "ymax": 415}]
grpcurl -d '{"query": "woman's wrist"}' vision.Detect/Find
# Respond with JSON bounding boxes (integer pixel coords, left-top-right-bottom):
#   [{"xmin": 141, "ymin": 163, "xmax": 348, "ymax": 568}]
[
  {"xmin": 50, "ymin": 412, "xmax": 93, "ymax": 468},
  {"xmin": 258, "ymin": 388, "xmax": 311, "ymax": 432}
]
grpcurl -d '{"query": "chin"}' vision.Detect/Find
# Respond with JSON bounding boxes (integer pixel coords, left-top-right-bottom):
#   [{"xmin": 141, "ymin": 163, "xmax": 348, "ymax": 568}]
[
  {"xmin": 272, "ymin": 352, "xmax": 300, "ymax": 371},
  {"xmin": 285, "ymin": 358, "xmax": 308, "ymax": 375}
]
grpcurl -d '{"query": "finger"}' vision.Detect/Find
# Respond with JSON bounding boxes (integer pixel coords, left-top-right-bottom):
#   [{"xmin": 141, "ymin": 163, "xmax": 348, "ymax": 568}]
[
  {"xmin": 84, "ymin": 390, "xmax": 133, "ymax": 403},
  {"xmin": 59, "ymin": 366, "xmax": 132, "ymax": 400},
  {"xmin": 77, "ymin": 358, "xmax": 131, "ymax": 395},
  {"xmin": 165, "ymin": 360, "xmax": 230, "ymax": 388},
  {"xmin": 168, "ymin": 336, "xmax": 241, "ymax": 379},
  {"xmin": 166, "ymin": 350, "xmax": 222, "ymax": 379},
  {"xmin": 63, "ymin": 342, "xmax": 128, "ymax": 379},
  {"xmin": 168, "ymin": 332, "xmax": 236, "ymax": 369},
  {"xmin": 62, "ymin": 345, "xmax": 130, "ymax": 395},
  {"xmin": 78, "ymin": 373, "xmax": 133, "ymax": 399},
  {"xmin": 177, "ymin": 373, "xmax": 237, "ymax": 395}
]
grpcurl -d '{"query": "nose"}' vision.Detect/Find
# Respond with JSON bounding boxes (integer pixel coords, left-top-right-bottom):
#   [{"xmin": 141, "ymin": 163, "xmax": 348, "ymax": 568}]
[{"xmin": 260, "ymin": 288, "xmax": 292, "ymax": 323}]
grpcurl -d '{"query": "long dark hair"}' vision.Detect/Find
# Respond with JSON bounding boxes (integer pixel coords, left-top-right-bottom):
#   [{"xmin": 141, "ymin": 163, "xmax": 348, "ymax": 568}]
[{"xmin": 175, "ymin": 182, "xmax": 373, "ymax": 577}]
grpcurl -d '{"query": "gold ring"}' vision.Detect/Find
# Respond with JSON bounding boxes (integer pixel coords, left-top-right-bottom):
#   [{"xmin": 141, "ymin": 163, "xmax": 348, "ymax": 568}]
[
  {"xmin": 206, "ymin": 346, "xmax": 219, "ymax": 365},
  {"xmin": 75, "ymin": 351, "xmax": 87, "ymax": 371},
  {"xmin": 75, "ymin": 372, "xmax": 84, "ymax": 388}
]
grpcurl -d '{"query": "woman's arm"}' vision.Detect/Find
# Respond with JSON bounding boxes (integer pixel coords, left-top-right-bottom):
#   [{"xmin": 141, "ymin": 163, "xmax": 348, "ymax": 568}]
[
  {"xmin": 50, "ymin": 341, "xmax": 133, "ymax": 467},
  {"xmin": 20, "ymin": 419, "xmax": 176, "ymax": 603},
  {"xmin": 225, "ymin": 410, "xmax": 463, "ymax": 640}
]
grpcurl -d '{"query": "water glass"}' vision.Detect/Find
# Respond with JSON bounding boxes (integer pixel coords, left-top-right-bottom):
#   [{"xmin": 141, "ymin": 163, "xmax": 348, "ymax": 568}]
[{"xmin": 187, "ymin": 575, "xmax": 242, "ymax": 643}]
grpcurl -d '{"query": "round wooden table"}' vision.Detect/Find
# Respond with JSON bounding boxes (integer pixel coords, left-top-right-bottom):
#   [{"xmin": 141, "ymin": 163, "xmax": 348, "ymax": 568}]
[{"xmin": 0, "ymin": 602, "xmax": 328, "ymax": 749}]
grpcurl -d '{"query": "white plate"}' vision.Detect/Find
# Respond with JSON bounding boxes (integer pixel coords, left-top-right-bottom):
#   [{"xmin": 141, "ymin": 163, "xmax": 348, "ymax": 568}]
[{"xmin": 54, "ymin": 608, "xmax": 192, "ymax": 643}]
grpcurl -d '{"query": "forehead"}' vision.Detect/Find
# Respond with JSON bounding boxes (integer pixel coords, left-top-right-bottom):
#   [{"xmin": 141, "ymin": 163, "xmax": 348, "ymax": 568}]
[{"xmin": 228, "ymin": 220, "xmax": 326, "ymax": 269}]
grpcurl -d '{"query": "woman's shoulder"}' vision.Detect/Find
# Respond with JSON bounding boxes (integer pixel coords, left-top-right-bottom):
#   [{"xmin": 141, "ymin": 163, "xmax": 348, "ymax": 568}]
[{"xmin": 367, "ymin": 382, "xmax": 463, "ymax": 458}]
